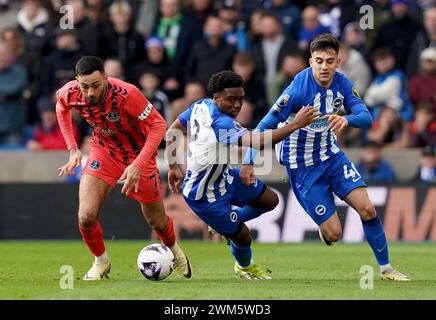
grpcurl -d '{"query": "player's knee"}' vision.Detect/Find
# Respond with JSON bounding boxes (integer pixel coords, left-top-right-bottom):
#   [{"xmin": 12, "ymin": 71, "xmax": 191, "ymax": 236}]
[
  {"xmin": 325, "ymin": 228, "xmax": 342, "ymax": 242},
  {"xmin": 268, "ymin": 191, "xmax": 279, "ymax": 210},
  {"xmin": 78, "ymin": 213, "xmax": 98, "ymax": 229},
  {"xmin": 360, "ymin": 202, "xmax": 377, "ymax": 220},
  {"xmin": 259, "ymin": 189, "xmax": 279, "ymax": 212}
]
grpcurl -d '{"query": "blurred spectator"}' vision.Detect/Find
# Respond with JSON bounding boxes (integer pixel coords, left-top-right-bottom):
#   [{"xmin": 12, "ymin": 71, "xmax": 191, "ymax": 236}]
[
  {"xmin": 104, "ymin": 58, "xmax": 125, "ymax": 79},
  {"xmin": 170, "ymin": 81, "xmax": 206, "ymax": 124},
  {"xmin": 298, "ymin": 6, "xmax": 330, "ymax": 52},
  {"xmin": 361, "ymin": 0, "xmax": 392, "ymax": 48},
  {"xmin": 135, "ymin": 36, "xmax": 179, "ymax": 99},
  {"xmin": 313, "ymin": 0, "xmax": 358, "ymax": 38},
  {"xmin": 135, "ymin": 0, "xmax": 158, "ymax": 38},
  {"xmin": 414, "ymin": 145, "xmax": 436, "ymax": 183},
  {"xmin": 409, "ymin": 47, "xmax": 436, "ymax": 116},
  {"xmin": 263, "ymin": 0, "xmax": 301, "ymax": 40},
  {"xmin": 408, "ymin": 102, "xmax": 436, "ymax": 148},
  {"xmin": 184, "ymin": 15, "xmax": 236, "ymax": 89},
  {"xmin": 341, "ymin": 22, "xmax": 369, "ymax": 61},
  {"xmin": 85, "ymin": 0, "xmax": 110, "ymax": 25},
  {"xmin": 175, "ymin": 0, "xmax": 215, "ymax": 78},
  {"xmin": 267, "ymin": 51, "xmax": 306, "ymax": 106},
  {"xmin": 0, "ymin": 42, "xmax": 27, "ymax": 145},
  {"xmin": 247, "ymin": 8, "xmax": 266, "ymax": 49},
  {"xmin": 26, "ymin": 96, "xmax": 79, "ymax": 151},
  {"xmin": 235, "ymin": 99, "xmax": 254, "ymax": 128},
  {"xmin": 366, "ymin": 106, "xmax": 410, "ymax": 147},
  {"xmin": 139, "ymin": 70, "xmax": 171, "ymax": 148},
  {"xmin": 232, "ymin": 52, "xmax": 267, "ymax": 124},
  {"xmin": 17, "ymin": 0, "xmax": 54, "ymax": 57},
  {"xmin": 42, "ymin": 29, "xmax": 82, "ymax": 96},
  {"xmin": 338, "ymin": 44, "xmax": 372, "ymax": 95},
  {"xmin": 65, "ymin": 0, "xmax": 100, "ymax": 56},
  {"xmin": 0, "ymin": 0, "xmax": 15, "ymax": 31},
  {"xmin": 336, "ymin": 38, "xmax": 370, "ymax": 148},
  {"xmin": 100, "ymin": 0, "xmax": 145, "ymax": 81},
  {"xmin": 355, "ymin": 140, "xmax": 397, "ymax": 183},
  {"xmin": 0, "ymin": 0, "xmax": 9, "ymax": 12},
  {"xmin": 365, "ymin": 47, "xmax": 414, "ymax": 123},
  {"xmin": 138, "ymin": 71, "xmax": 171, "ymax": 122},
  {"xmin": 218, "ymin": 2, "xmax": 249, "ymax": 52},
  {"xmin": 406, "ymin": 5, "xmax": 436, "ymax": 76},
  {"xmin": 372, "ymin": 0, "xmax": 423, "ymax": 71},
  {"xmin": 1, "ymin": 26, "xmax": 41, "ymax": 124},
  {"xmin": 252, "ymin": 12, "xmax": 297, "ymax": 86},
  {"xmin": 154, "ymin": 0, "xmax": 182, "ymax": 61}
]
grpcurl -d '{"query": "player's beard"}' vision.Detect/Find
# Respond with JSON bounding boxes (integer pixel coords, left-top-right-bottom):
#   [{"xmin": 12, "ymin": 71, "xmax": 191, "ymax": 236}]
[{"xmin": 85, "ymin": 97, "xmax": 97, "ymax": 104}]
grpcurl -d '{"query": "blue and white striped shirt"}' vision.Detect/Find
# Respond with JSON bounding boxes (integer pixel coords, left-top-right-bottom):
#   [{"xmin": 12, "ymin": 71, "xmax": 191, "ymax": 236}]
[
  {"xmin": 273, "ymin": 68, "xmax": 364, "ymax": 169},
  {"xmin": 178, "ymin": 99, "xmax": 247, "ymax": 202}
]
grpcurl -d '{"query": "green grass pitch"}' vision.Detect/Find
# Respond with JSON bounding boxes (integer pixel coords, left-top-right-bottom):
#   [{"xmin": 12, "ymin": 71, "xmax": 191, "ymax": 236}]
[{"xmin": 1, "ymin": 240, "xmax": 435, "ymax": 300}]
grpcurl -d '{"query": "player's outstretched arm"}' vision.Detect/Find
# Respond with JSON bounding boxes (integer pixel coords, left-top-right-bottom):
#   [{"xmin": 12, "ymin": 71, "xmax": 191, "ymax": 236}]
[
  {"xmin": 239, "ymin": 106, "xmax": 320, "ymax": 149},
  {"xmin": 240, "ymin": 106, "xmax": 320, "ymax": 186},
  {"xmin": 56, "ymin": 100, "xmax": 82, "ymax": 176},
  {"xmin": 165, "ymin": 119, "xmax": 187, "ymax": 194}
]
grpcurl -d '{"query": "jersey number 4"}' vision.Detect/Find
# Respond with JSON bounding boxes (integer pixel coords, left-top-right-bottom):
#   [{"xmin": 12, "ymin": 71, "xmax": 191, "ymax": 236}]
[{"xmin": 343, "ymin": 163, "xmax": 361, "ymax": 182}]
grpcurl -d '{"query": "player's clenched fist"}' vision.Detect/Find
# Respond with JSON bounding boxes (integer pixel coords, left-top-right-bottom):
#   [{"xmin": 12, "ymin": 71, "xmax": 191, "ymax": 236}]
[
  {"xmin": 58, "ymin": 148, "xmax": 82, "ymax": 176},
  {"xmin": 293, "ymin": 106, "xmax": 321, "ymax": 129},
  {"xmin": 326, "ymin": 115, "xmax": 349, "ymax": 135}
]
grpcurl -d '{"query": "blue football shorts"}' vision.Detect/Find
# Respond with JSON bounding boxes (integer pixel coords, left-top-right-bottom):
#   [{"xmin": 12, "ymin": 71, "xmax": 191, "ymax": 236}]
[
  {"xmin": 286, "ymin": 151, "xmax": 366, "ymax": 225},
  {"xmin": 184, "ymin": 168, "xmax": 266, "ymax": 237}
]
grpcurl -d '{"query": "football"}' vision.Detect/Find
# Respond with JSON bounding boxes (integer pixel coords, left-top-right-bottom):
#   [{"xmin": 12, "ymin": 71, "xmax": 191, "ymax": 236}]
[{"xmin": 137, "ymin": 244, "xmax": 175, "ymax": 281}]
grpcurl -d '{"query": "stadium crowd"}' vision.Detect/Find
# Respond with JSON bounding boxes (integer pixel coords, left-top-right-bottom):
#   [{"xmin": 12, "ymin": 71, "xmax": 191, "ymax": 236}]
[{"xmin": 0, "ymin": 0, "xmax": 435, "ymax": 183}]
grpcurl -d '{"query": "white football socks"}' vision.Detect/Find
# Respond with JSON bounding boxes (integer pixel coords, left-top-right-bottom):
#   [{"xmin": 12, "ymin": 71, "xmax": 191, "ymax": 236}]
[
  {"xmin": 95, "ymin": 251, "xmax": 108, "ymax": 264},
  {"xmin": 380, "ymin": 263, "xmax": 392, "ymax": 273}
]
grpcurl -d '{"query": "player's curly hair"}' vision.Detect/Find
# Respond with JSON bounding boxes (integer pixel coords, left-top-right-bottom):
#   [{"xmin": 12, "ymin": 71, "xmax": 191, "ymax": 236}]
[{"xmin": 207, "ymin": 70, "xmax": 244, "ymax": 96}]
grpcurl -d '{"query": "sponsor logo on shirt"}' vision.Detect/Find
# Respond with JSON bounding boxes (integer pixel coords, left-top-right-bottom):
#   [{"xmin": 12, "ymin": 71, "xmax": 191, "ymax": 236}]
[
  {"xmin": 138, "ymin": 102, "xmax": 153, "ymax": 121},
  {"xmin": 309, "ymin": 117, "xmax": 329, "ymax": 131},
  {"xmin": 95, "ymin": 126, "xmax": 117, "ymax": 136}
]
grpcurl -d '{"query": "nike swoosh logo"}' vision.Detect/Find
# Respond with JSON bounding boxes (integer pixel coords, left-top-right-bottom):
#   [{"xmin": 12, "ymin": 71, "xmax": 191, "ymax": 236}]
[
  {"xmin": 352, "ymin": 177, "xmax": 362, "ymax": 182},
  {"xmin": 377, "ymin": 244, "xmax": 387, "ymax": 252}
]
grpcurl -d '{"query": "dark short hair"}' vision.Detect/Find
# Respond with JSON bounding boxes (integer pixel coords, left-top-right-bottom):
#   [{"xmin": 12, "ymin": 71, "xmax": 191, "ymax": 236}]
[
  {"xmin": 207, "ymin": 70, "xmax": 244, "ymax": 95},
  {"xmin": 372, "ymin": 47, "xmax": 394, "ymax": 61},
  {"xmin": 75, "ymin": 56, "xmax": 105, "ymax": 76},
  {"xmin": 310, "ymin": 33, "xmax": 340, "ymax": 55}
]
